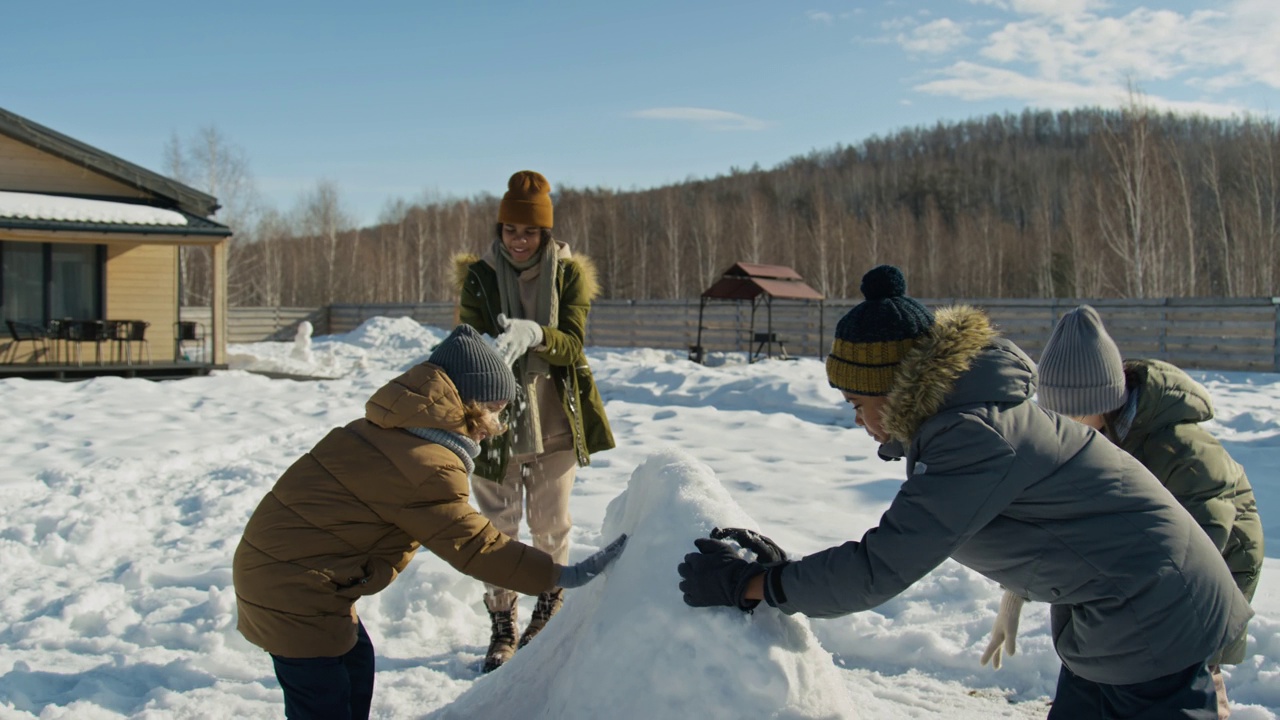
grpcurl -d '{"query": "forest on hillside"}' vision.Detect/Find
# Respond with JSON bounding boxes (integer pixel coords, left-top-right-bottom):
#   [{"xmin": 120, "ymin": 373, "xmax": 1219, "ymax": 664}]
[{"xmin": 175, "ymin": 101, "xmax": 1280, "ymax": 305}]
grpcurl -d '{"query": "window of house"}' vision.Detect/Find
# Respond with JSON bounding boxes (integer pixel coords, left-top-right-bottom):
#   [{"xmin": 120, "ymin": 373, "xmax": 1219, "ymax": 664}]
[{"xmin": 1, "ymin": 241, "xmax": 104, "ymax": 325}]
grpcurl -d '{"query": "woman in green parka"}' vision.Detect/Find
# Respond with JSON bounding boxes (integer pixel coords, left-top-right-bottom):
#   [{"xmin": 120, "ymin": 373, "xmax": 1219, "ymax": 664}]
[
  {"xmin": 1037, "ymin": 305, "xmax": 1264, "ymax": 719},
  {"xmin": 452, "ymin": 169, "xmax": 615, "ymax": 673}
]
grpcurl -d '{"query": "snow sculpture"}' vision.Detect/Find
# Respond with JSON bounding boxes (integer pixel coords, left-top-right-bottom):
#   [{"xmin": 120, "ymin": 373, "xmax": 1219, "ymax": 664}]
[
  {"xmin": 428, "ymin": 449, "xmax": 856, "ymax": 720},
  {"xmin": 290, "ymin": 321, "xmax": 314, "ymax": 364}
]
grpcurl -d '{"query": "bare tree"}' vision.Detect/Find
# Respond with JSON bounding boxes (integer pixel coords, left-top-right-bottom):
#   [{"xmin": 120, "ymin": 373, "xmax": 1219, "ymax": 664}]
[
  {"xmin": 1099, "ymin": 101, "xmax": 1157, "ymax": 297},
  {"xmin": 164, "ymin": 126, "xmax": 262, "ymax": 306},
  {"xmin": 295, "ymin": 181, "xmax": 353, "ymax": 305},
  {"xmin": 248, "ymin": 208, "xmax": 290, "ymax": 306}
]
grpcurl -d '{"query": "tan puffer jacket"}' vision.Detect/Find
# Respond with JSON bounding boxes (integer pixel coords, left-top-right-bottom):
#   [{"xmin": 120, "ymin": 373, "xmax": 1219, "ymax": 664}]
[{"xmin": 233, "ymin": 362, "xmax": 558, "ymax": 658}]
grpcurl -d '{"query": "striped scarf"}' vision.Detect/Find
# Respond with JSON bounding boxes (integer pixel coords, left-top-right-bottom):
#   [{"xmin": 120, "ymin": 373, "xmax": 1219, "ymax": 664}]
[{"xmin": 405, "ymin": 426, "xmax": 479, "ymax": 475}]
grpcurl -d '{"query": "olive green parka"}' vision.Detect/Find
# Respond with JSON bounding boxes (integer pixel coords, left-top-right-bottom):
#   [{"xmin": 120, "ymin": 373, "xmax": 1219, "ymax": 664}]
[
  {"xmin": 1103, "ymin": 359, "xmax": 1264, "ymax": 662},
  {"xmin": 453, "ymin": 246, "xmax": 615, "ymax": 481}
]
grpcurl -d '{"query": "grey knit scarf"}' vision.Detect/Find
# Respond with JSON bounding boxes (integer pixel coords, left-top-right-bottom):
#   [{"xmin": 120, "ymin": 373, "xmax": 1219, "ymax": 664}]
[
  {"xmin": 492, "ymin": 237, "xmax": 560, "ymax": 457},
  {"xmin": 405, "ymin": 426, "xmax": 479, "ymax": 475}
]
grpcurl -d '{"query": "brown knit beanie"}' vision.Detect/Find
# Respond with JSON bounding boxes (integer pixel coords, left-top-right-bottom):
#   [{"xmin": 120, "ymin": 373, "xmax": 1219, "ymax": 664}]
[{"xmin": 498, "ymin": 170, "xmax": 554, "ymax": 228}]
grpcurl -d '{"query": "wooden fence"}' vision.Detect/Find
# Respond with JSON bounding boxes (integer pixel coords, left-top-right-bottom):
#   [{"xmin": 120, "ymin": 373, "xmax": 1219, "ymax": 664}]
[
  {"xmin": 179, "ymin": 307, "xmax": 329, "ymax": 345},
  {"xmin": 184, "ymin": 297, "xmax": 1280, "ymax": 372}
]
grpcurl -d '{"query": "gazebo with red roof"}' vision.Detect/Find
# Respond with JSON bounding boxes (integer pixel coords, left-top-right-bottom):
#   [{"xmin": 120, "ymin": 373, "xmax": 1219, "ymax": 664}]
[{"xmin": 691, "ymin": 262, "xmax": 824, "ymax": 364}]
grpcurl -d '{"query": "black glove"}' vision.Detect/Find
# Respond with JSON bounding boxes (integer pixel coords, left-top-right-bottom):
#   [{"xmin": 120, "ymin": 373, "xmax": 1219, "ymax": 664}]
[
  {"xmin": 677, "ymin": 538, "xmax": 764, "ymax": 611},
  {"xmin": 556, "ymin": 534, "xmax": 628, "ymax": 588},
  {"xmin": 710, "ymin": 527, "xmax": 787, "ymax": 566}
]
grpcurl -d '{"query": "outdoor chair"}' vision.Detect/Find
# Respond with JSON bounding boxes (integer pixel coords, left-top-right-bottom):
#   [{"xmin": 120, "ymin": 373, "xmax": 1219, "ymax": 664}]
[
  {"xmin": 75, "ymin": 320, "xmax": 109, "ymax": 365},
  {"xmin": 114, "ymin": 320, "xmax": 151, "ymax": 364},
  {"xmin": 48, "ymin": 319, "xmax": 78, "ymax": 364},
  {"xmin": 4, "ymin": 320, "xmax": 51, "ymax": 364},
  {"xmin": 175, "ymin": 320, "xmax": 207, "ymax": 362}
]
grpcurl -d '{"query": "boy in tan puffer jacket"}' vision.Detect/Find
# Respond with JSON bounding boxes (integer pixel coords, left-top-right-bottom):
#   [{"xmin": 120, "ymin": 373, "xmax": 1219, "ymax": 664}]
[{"xmin": 233, "ymin": 324, "xmax": 626, "ymax": 720}]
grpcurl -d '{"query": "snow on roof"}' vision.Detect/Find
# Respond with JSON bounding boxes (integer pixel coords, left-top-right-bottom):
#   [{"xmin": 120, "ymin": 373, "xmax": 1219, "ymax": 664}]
[{"xmin": 0, "ymin": 190, "xmax": 188, "ymax": 227}]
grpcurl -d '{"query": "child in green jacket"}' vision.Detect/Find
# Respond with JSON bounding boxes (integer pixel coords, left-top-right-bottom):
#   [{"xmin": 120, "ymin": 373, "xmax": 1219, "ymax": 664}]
[{"xmin": 1038, "ymin": 305, "xmax": 1264, "ymax": 719}]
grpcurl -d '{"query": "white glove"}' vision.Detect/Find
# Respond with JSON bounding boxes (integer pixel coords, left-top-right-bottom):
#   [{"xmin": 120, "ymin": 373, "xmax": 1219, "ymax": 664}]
[
  {"xmin": 980, "ymin": 590, "xmax": 1026, "ymax": 670},
  {"xmin": 493, "ymin": 313, "xmax": 544, "ymax": 367}
]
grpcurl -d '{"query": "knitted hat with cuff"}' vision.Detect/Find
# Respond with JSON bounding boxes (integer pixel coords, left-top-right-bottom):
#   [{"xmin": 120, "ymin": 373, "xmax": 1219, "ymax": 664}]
[
  {"xmin": 1037, "ymin": 305, "xmax": 1126, "ymax": 416},
  {"xmin": 428, "ymin": 324, "xmax": 518, "ymax": 404},
  {"xmin": 826, "ymin": 265, "xmax": 935, "ymax": 396},
  {"xmin": 498, "ymin": 170, "xmax": 554, "ymax": 228}
]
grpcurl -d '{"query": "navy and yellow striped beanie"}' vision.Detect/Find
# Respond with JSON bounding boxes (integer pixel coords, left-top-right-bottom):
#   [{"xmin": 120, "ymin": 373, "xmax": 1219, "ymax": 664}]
[{"xmin": 826, "ymin": 265, "xmax": 934, "ymax": 396}]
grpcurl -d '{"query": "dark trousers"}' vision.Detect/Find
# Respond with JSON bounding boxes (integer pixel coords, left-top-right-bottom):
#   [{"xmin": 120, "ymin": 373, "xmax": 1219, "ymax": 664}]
[
  {"xmin": 1048, "ymin": 662, "xmax": 1217, "ymax": 719},
  {"xmin": 271, "ymin": 621, "xmax": 375, "ymax": 720}
]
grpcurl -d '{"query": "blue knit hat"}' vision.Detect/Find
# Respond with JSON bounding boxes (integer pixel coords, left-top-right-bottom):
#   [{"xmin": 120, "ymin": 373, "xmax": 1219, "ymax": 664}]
[
  {"xmin": 428, "ymin": 324, "xmax": 517, "ymax": 404},
  {"xmin": 826, "ymin": 265, "xmax": 935, "ymax": 396}
]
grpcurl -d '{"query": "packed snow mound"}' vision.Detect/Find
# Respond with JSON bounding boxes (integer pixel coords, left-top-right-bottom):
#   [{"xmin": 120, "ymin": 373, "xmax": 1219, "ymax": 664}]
[
  {"xmin": 427, "ymin": 449, "xmax": 856, "ymax": 720},
  {"xmin": 228, "ymin": 316, "xmax": 452, "ymax": 377},
  {"xmin": 332, "ymin": 315, "xmax": 446, "ymax": 354}
]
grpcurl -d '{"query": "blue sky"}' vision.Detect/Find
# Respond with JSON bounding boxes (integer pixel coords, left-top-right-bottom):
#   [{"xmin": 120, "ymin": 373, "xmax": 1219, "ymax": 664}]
[{"xmin": 4, "ymin": 0, "xmax": 1279, "ymax": 226}]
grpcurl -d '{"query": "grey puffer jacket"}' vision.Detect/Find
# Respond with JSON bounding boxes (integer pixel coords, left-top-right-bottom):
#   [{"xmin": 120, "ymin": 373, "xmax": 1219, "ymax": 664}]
[{"xmin": 765, "ymin": 306, "xmax": 1252, "ymax": 684}]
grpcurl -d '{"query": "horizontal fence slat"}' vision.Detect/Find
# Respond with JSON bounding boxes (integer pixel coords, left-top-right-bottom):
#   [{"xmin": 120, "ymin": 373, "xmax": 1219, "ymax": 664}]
[{"xmin": 191, "ymin": 298, "xmax": 1280, "ymax": 372}]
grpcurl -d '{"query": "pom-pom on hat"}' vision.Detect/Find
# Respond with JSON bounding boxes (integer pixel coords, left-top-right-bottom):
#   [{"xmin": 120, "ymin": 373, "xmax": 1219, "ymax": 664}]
[
  {"xmin": 1037, "ymin": 305, "xmax": 1127, "ymax": 416},
  {"xmin": 498, "ymin": 170, "xmax": 554, "ymax": 229},
  {"xmin": 826, "ymin": 265, "xmax": 935, "ymax": 396},
  {"xmin": 427, "ymin": 324, "xmax": 518, "ymax": 404}
]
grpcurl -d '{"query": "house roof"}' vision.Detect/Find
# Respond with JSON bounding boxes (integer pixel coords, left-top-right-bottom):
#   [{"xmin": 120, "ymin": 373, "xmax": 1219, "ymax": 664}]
[
  {"xmin": 0, "ymin": 106, "xmax": 221, "ymax": 217},
  {"xmin": 702, "ymin": 262, "xmax": 824, "ymax": 301},
  {"xmin": 0, "ymin": 190, "xmax": 231, "ymax": 238}
]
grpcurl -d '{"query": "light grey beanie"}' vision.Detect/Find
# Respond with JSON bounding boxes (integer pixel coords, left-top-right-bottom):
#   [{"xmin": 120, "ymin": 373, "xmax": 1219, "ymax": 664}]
[
  {"xmin": 427, "ymin": 324, "xmax": 517, "ymax": 404},
  {"xmin": 1037, "ymin": 305, "xmax": 1127, "ymax": 416}
]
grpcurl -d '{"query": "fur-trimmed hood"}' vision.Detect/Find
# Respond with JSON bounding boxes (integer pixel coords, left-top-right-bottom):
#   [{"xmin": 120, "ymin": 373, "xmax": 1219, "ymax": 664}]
[
  {"xmin": 451, "ymin": 242, "xmax": 602, "ymax": 301},
  {"xmin": 882, "ymin": 305, "xmax": 1035, "ymax": 442}
]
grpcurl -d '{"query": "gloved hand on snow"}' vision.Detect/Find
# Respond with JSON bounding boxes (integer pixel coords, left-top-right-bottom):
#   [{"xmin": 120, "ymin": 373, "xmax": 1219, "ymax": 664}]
[
  {"xmin": 710, "ymin": 527, "xmax": 787, "ymax": 566},
  {"xmin": 494, "ymin": 313, "xmax": 544, "ymax": 367},
  {"xmin": 677, "ymin": 538, "xmax": 765, "ymax": 611},
  {"xmin": 555, "ymin": 534, "xmax": 628, "ymax": 588},
  {"xmin": 980, "ymin": 589, "xmax": 1026, "ymax": 669}
]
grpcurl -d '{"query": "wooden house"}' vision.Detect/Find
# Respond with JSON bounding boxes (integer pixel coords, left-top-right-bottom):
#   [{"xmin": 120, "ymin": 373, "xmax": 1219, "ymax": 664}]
[{"xmin": 0, "ymin": 106, "xmax": 231, "ymax": 376}]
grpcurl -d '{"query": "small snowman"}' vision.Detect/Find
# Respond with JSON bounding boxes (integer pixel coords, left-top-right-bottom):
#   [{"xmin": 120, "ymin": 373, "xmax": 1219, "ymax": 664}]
[{"xmin": 291, "ymin": 320, "xmax": 315, "ymax": 365}]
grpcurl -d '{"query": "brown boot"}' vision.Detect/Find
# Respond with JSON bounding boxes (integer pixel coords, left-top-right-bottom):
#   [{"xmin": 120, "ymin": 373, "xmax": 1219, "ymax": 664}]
[
  {"xmin": 518, "ymin": 588, "xmax": 564, "ymax": 649},
  {"xmin": 482, "ymin": 605, "xmax": 518, "ymax": 673}
]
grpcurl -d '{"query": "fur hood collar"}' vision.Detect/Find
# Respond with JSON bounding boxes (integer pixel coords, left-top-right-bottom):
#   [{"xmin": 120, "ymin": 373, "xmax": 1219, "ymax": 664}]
[
  {"xmin": 882, "ymin": 305, "xmax": 1032, "ymax": 442},
  {"xmin": 451, "ymin": 243, "xmax": 601, "ymax": 300}
]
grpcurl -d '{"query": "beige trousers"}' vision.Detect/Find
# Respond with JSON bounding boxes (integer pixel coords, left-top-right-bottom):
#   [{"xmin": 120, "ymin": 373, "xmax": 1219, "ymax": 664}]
[{"xmin": 472, "ymin": 448, "xmax": 577, "ymax": 611}]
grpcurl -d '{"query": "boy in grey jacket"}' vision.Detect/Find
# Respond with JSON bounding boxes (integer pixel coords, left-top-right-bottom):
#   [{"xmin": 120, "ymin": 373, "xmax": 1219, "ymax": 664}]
[{"xmin": 677, "ymin": 265, "xmax": 1252, "ymax": 719}]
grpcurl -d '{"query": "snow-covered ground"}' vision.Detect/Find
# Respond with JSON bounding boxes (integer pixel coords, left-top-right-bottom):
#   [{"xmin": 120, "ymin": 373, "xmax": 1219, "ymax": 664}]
[{"xmin": 0, "ymin": 316, "xmax": 1276, "ymax": 719}]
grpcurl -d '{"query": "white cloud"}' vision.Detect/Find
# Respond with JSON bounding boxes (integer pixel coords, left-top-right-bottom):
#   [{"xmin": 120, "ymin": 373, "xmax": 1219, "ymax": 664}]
[
  {"xmin": 1004, "ymin": 0, "xmax": 1106, "ymax": 18},
  {"xmin": 898, "ymin": 18, "xmax": 969, "ymax": 54},
  {"xmin": 916, "ymin": 61, "xmax": 1246, "ymax": 117},
  {"xmin": 1193, "ymin": 0, "xmax": 1280, "ymax": 90},
  {"xmin": 630, "ymin": 107, "xmax": 773, "ymax": 131},
  {"xmin": 906, "ymin": 0, "xmax": 1280, "ymax": 114},
  {"xmin": 806, "ymin": 10, "xmax": 834, "ymax": 25}
]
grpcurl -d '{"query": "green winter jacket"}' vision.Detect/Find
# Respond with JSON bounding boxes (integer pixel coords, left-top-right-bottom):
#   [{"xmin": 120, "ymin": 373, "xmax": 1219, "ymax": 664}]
[
  {"xmin": 1104, "ymin": 359, "xmax": 1264, "ymax": 662},
  {"xmin": 453, "ymin": 247, "xmax": 615, "ymax": 481}
]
